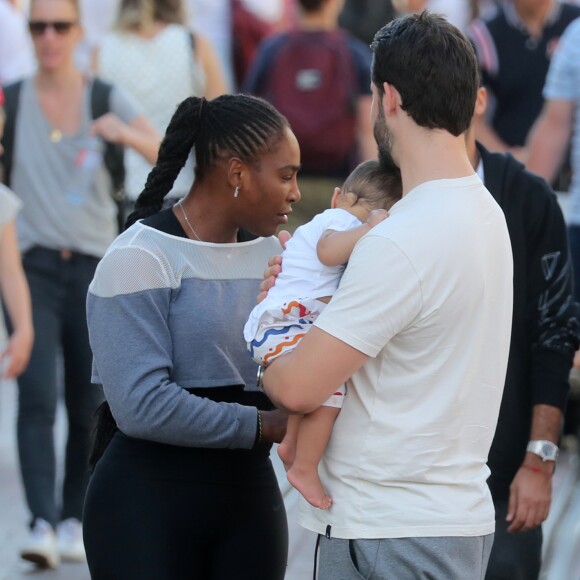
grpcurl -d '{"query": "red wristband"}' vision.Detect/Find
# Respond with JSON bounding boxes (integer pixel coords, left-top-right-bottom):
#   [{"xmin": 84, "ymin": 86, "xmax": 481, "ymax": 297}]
[{"xmin": 523, "ymin": 465, "xmax": 543, "ymax": 474}]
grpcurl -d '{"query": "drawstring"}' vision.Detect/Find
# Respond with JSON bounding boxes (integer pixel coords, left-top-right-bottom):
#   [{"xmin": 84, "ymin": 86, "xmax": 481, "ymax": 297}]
[{"xmin": 313, "ymin": 534, "xmax": 321, "ymax": 580}]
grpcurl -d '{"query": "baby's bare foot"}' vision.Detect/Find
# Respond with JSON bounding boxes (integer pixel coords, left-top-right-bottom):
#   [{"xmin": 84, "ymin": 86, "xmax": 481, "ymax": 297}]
[
  {"xmin": 287, "ymin": 465, "xmax": 332, "ymax": 510},
  {"xmin": 277, "ymin": 441, "xmax": 295, "ymax": 472}
]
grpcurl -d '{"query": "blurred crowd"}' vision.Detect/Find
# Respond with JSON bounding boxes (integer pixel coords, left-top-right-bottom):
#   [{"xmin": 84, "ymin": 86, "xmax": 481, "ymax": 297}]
[{"xmin": 2, "ymin": 0, "xmax": 580, "ymax": 578}]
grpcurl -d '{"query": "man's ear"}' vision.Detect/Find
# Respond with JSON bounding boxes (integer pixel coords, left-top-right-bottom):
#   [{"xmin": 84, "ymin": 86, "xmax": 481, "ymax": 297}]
[
  {"xmin": 384, "ymin": 82, "xmax": 401, "ymax": 117},
  {"xmin": 474, "ymin": 86, "xmax": 487, "ymax": 118}
]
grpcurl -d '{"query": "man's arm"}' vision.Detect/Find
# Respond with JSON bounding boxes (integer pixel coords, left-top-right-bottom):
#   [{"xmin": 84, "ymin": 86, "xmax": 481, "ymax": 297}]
[
  {"xmin": 263, "ymin": 326, "xmax": 369, "ymax": 414},
  {"xmin": 264, "ymin": 235, "xmax": 422, "ymax": 414},
  {"xmin": 526, "ymin": 100, "xmax": 574, "ymax": 184},
  {"xmin": 506, "ymin": 174, "xmax": 579, "ymax": 532},
  {"xmin": 507, "ymin": 404, "xmax": 561, "ymax": 532}
]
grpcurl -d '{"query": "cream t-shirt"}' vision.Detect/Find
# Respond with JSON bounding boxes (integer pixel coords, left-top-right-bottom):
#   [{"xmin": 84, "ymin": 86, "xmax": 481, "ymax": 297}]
[{"xmin": 300, "ymin": 174, "xmax": 513, "ymax": 539}]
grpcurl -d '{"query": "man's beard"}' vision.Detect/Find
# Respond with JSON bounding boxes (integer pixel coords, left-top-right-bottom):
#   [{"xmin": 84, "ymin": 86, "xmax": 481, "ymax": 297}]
[{"xmin": 373, "ymin": 106, "xmax": 398, "ymax": 171}]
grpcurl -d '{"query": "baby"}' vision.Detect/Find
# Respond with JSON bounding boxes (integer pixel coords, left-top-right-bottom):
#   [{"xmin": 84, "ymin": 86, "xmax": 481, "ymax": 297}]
[{"xmin": 244, "ymin": 159, "xmax": 402, "ymax": 509}]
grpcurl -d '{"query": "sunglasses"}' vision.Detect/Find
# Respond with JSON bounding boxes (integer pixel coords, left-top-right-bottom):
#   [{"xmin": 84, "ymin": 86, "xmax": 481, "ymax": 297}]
[{"xmin": 28, "ymin": 21, "xmax": 78, "ymax": 36}]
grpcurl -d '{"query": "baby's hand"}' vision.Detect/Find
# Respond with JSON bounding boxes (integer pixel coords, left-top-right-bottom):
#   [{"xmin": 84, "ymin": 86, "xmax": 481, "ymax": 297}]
[{"xmin": 365, "ymin": 209, "xmax": 389, "ymax": 228}]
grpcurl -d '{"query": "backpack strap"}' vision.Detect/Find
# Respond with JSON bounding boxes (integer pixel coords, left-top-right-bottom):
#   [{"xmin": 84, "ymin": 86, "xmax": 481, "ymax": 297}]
[
  {"xmin": 90, "ymin": 78, "xmax": 126, "ymax": 203},
  {"xmin": 1, "ymin": 80, "xmax": 23, "ymax": 187}
]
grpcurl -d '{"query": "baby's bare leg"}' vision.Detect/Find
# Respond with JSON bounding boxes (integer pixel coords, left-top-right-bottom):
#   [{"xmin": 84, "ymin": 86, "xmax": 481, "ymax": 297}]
[
  {"xmin": 287, "ymin": 406, "xmax": 340, "ymax": 510},
  {"xmin": 278, "ymin": 414, "xmax": 302, "ymax": 471}
]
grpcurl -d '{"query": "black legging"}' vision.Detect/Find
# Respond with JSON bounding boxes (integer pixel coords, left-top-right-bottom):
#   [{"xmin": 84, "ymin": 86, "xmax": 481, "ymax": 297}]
[{"xmin": 83, "ymin": 391, "xmax": 288, "ymax": 580}]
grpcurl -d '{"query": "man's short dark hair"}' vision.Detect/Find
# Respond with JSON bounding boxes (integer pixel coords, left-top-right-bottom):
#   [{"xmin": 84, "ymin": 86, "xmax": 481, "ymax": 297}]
[{"xmin": 371, "ymin": 11, "xmax": 479, "ymax": 136}]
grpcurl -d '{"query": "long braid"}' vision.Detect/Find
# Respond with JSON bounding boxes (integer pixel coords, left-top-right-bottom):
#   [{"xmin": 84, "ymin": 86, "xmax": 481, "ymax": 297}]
[
  {"xmin": 125, "ymin": 94, "xmax": 288, "ymax": 230},
  {"xmin": 125, "ymin": 97, "xmax": 202, "ymax": 228}
]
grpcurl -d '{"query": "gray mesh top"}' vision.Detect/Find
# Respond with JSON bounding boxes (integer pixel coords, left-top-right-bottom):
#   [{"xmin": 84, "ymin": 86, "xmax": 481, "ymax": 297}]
[{"xmin": 87, "ymin": 220, "xmax": 281, "ymax": 449}]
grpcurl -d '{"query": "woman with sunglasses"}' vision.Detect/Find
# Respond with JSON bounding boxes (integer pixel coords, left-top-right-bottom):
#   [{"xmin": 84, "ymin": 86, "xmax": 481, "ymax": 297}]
[{"xmin": 0, "ymin": 0, "xmax": 160, "ymax": 570}]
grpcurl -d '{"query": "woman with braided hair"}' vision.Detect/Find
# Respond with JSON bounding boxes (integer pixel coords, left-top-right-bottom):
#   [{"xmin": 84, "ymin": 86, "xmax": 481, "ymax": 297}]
[{"xmin": 83, "ymin": 93, "xmax": 301, "ymax": 579}]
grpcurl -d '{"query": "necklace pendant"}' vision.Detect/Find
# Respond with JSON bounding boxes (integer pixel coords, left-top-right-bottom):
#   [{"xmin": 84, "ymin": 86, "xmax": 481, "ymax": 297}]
[{"xmin": 50, "ymin": 129, "xmax": 63, "ymax": 143}]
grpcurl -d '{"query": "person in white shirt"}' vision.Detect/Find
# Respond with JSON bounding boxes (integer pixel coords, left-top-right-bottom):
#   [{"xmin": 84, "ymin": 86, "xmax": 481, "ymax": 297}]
[
  {"xmin": 246, "ymin": 159, "xmax": 401, "ymax": 510},
  {"xmin": 0, "ymin": 0, "xmax": 36, "ymax": 84},
  {"xmin": 263, "ymin": 11, "xmax": 513, "ymax": 580}
]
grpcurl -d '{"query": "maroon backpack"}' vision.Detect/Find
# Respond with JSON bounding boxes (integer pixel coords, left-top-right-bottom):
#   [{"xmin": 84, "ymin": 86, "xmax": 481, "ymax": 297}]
[{"xmin": 262, "ymin": 30, "xmax": 359, "ymax": 175}]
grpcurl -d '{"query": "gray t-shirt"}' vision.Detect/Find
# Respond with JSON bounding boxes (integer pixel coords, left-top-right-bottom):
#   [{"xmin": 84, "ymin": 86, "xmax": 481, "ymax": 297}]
[{"xmin": 12, "ymin": 77, "xmax": 140, "ymax": 257}]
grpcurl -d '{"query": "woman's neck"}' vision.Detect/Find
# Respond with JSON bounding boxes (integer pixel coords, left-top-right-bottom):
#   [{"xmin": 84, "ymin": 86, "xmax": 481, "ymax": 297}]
[
  {"xmin": 134, "ymin": 21, "xmax": 168, "ymax": 39},
  {"xmin": 35, "ymin": 65, "xmax": 83, "ymax": 90}
]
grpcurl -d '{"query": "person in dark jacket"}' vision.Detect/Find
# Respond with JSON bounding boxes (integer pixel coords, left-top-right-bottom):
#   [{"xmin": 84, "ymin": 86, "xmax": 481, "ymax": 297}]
[{"xmin": 468, "ymin": 87, "xmax": 580, "ymax": 579}]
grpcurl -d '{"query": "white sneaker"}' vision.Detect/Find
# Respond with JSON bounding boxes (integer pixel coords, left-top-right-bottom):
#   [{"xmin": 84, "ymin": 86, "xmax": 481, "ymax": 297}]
[
  {"xmin": 57, "ymin": 518, "xmax": 86, "ymax": 562},
  {"xmin": 20, "ymin": 518, "xmax": 59, "ymax": 569}
]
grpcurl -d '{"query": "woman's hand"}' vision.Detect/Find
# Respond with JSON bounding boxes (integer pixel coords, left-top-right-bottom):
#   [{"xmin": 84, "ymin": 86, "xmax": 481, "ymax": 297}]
[
  {"xmin": 1, "ymin": 327, "xmax": 34, "ymax": 379},
  {"xmin": 91, "ymin": 112, "xmax": 128, "ymax": 144},
  {"xmin": 260, "ymin": 409, "xmax": 287, "ymax": 444},
  {"xmin": 257, "ymin": 230, "xmax": 291, "ymax": 303}
]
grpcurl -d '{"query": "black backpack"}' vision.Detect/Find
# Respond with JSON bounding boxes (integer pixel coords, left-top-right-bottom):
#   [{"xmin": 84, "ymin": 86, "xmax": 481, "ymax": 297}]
[{"xmin": 1, "ymin": 78, "xmax": 126, "ymax": 230}]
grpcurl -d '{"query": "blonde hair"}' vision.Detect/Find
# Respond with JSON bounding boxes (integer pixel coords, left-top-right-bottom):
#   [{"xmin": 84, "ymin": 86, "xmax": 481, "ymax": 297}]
[
  {"xmin": 115, "ymin": 0, "xmax": 186, "ymax": 31},
  {"xmin": 30, "ymin": 0, "xmax": 80, "ymax": 16}
]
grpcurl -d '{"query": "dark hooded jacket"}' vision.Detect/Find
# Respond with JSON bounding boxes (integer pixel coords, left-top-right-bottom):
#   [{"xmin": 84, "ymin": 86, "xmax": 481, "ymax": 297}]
[{"xmin": 479, "ymin": 143, "xmax": 580, "ymax": 500}]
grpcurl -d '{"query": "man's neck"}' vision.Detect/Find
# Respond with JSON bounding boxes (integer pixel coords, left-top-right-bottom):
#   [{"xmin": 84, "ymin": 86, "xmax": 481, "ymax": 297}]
[
  {"xmin": 466, "ymin": 132, "xmax": 480, "ymax": 171},
  {"xmin": 398, "ymin": 130, "xmax": 475, "ymax": 195}
]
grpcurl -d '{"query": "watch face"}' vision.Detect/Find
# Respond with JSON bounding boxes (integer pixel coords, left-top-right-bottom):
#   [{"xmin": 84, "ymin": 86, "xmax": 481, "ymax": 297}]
[{"xmin": 528, "ymin": 440, "xmax": 558, "ymax": 461}]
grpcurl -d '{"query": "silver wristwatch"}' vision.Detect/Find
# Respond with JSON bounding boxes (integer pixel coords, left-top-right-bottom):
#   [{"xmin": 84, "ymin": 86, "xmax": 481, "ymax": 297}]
[{"xmin": 526, "ymin": 440, "xmax": 559, "ymax": 462}]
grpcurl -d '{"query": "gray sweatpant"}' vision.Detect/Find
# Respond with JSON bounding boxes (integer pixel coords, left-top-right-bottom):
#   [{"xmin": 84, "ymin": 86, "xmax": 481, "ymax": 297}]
[{"xmin": 318, "ymin": 534, "xmax": 494, "ymax": 580}]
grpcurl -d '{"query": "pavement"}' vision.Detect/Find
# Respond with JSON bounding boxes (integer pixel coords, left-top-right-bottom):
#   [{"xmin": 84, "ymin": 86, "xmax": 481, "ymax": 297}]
[
  {"xmin": 0, "ymin": 381, "xmax": 89, "ymax": 580},
  {"xmin": 1, "ymin": 374, "xmax": 580, "ymax": 580}
]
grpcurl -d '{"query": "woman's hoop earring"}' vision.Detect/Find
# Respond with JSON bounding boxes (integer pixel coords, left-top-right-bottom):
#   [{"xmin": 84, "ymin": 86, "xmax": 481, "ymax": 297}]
[{"xmin": 234, "ymin": 186, "xmax": 240, "ymax": 198}]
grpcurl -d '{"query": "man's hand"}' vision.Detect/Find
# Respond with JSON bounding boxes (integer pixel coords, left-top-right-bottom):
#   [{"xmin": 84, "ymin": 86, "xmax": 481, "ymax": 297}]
[
  {"xmin": 506, "ymin": 463, "xmax": 552, "ymax": 532},
  {"xmin": 257, "ymin": 230, "xmax": 291, "ymax": 303}
]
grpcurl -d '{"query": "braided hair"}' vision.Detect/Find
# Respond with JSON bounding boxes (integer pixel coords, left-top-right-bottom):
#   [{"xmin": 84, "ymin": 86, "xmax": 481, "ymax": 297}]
[{"xmin": 125, "ymin": 94, "xmax": 289, "ymax": 229}]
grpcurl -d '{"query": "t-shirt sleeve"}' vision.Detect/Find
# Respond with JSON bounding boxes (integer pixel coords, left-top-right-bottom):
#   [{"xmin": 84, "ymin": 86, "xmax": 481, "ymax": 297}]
[
  {"xmin": 0, "ymin": 184, "xmax": 22, "ymax": 228},
  {"xmin": 109, "ymin": 84, "xmax": 144, "ymax": 124},
  {"xmin": 314, "ymin": 234, "xmax": 422, "ymax": 357},
  {"xmin": 543, "ymin": 19, "xmax": 580, "ymax": 101},
  {"xmin": 322, "ymin": 211, "xmax": 361, "ymax": 233}
]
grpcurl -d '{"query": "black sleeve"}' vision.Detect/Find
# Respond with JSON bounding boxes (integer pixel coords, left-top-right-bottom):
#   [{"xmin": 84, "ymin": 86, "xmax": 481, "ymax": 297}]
[{"xmin": 524, "ymin": 174, "xmax": 580, "ymax": 409}]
